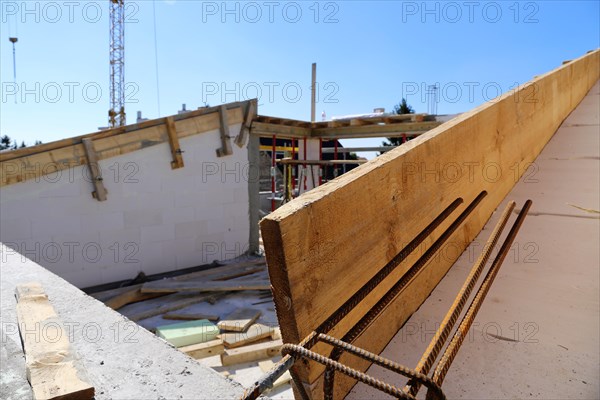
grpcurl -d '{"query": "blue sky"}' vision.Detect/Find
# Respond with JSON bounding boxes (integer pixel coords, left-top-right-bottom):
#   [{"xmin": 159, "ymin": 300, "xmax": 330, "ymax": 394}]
[{"xmin": 1, "ymin": 0, "xmax": 599, "ymax": 153}]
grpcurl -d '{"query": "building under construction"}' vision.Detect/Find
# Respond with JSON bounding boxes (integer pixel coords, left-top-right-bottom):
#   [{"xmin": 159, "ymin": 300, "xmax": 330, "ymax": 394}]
[{"xmin": 0, "ymin": 49, "xmax": 598, "ymax": 400}]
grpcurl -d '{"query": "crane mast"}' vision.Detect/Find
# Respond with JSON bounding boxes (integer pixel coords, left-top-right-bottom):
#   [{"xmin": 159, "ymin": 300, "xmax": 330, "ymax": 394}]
[{"xmin": 109, "ymin": 0, "xmax": 125, "ymax": 127}]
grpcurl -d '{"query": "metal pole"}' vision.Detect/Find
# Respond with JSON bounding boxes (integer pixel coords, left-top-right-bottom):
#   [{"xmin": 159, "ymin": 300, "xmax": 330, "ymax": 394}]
[
  {"xmin": 311, "ymin": 63, "xmax": 316, "ymax": 122},
  {"xmin": 271, "ymin": 135, "xmax": 276, "ymax": 211}
]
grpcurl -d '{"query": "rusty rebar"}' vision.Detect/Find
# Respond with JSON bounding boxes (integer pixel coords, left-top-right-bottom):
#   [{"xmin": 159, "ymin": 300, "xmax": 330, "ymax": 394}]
[
  {"xmin": 405, "ymin": 200, "xmax": 516, "ymax": 396},
  {"xmin": 428, "ymin": 200, "xmax": 532, "ymax": 397},
  {"xmin": 323, "ymin": 191, "xmax": 487, "ymax": 399},
  {"xmin": 241, "ymin": 331, "xmax": 317, "ymax": 400},
  {"xmin": 281, "ymin": 344, "xmax": 416, "ymax": 400},
  {"xmin": 316, "ymin": 333, "xmax": 446, "ymax": 400}
]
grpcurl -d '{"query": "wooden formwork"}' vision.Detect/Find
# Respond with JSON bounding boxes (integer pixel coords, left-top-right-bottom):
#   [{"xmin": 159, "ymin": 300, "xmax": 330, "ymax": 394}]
[{"xmin": 0, "ymin": 100, "xmax": 256, "ymax": 188}]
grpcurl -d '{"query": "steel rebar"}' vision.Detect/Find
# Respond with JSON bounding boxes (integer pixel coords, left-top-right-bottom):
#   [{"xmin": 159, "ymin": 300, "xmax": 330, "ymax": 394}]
[
  {"xmin": 404, "ymin": 200, "xmax": 516, "ymax": 396},
  {"xmin": 323, "ymin": 191, "xmax": 487, "ymax": 399},
  {"xmin": 428, "ymin": 200, "xmax": 532, "ymax": 398}
]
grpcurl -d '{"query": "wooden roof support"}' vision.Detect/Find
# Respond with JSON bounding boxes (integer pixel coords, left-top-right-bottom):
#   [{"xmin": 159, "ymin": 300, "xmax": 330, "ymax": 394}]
[
  {"xmin": 165, "ymin": 116, "xmax": 184, "ymax": 169},
  {"xmin": 277, "ymin": 158, "xmax": 367, "ymax": 166},
  {"xmin": 82, "ymin": 138, "xmax": 107, "ymax": 201},
  {"xmin": 0, "ymin": 100, "xmax": 253, "ymax": 163},
  {"xmin": 217, "ymin": 105, "xmax": 233, "ymax": 157},
  {"xmin": 235, "ymin": 99, "xmax": 257, "ymax": 148},
  {"xmin": 251, "ymin": 121, "xmax": 311, "ymax": 139},
  {"xmin": 250, "ymin": 118, "xmax": 442, "ymax": 139},
  {"xmin": 311, "ymin": 121, "xmax": 441, "ymax": 139},
  {"xmin": 0, "ymin": 102, "xmax": 247, "ymax": 187}
]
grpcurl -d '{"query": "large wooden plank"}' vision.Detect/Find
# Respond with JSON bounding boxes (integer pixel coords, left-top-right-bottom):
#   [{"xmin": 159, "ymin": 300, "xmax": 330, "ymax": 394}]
[
  {"xmin": 260, "ymin": 49, "xmax": 600, "ymax": 398},
  {"xmin": 15, "ymin": 283, "xmax": 95, "ymax": 400}
]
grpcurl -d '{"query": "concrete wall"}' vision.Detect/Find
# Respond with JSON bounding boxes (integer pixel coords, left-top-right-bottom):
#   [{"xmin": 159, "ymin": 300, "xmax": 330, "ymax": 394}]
[{"xmin": 0, "ymin": 123, "xmax": 252, "ymax": 288}]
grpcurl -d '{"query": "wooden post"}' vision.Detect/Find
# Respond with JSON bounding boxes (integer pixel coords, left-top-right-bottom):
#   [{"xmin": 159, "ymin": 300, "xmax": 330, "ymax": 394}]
[
  {"xmin": 82, "ymin": 138, "xmax": 107, "ymax": 201},
  {"xmin": 165, "ymin": 116, "xmax": 184, "ymax": 169},
  {"xmin": 216, "ymin": 105, "xmax": 233, "ymax": 157}
]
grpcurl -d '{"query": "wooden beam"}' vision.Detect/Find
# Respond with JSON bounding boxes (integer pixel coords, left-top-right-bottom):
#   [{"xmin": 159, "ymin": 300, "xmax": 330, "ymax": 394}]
[
  {"xmin": 311, "ymin": 121, "xmax": 442, "ymax": 138},
  {"xmin": 216, "ymin": 105, "xmax": 233, "ymax": 157},
  {"xmin": 217, "ymin": 308, "xmax": 261, "ymax": 332},
  {"xmin": 81, "ymin": 138, "xmax": 107, "ymax": 201},
  {"xmin": 235, "ymin": 99, "xmax": 257, "ymax": 148},
  {"xmin": 250, "ymin": 121, "xmax": 311, "ymax": 139},
  {"xmin": 277, "ymin": 158, "xmax": 367, "ymax": 166},
  {"xmin": 260, "ymin": 49, "xmax": 600, "ymax": 398},
  {"xmin": 140, "ymin": 279, "xmax": 271, "ymax": 294},
  {"xmin": 221, "ymin": 323, "xmax": 274, "ymax": 348},
  {"xmin": 322, "ymin": 146, "xmax": 399, "ymax": 153},
  {"xmin": 179, "ymin": 339, "xmax": 225, "ymax": 359},
  {"xmin": 259, "ymin": 360, "xmax": 292, "ymax": 389},
  {"xmin": 0, "ymin": 101, "xmax": 250, "ymax": 163},
  {"xmin": 93, "ymin": 260, "xmax": 267, "ymax": 309},
  {"xmin": 104, "ymin": 287, "xmax": 164, "ymax": 310},
  {"xmin": 15, "ymin": 283, "xmax": 95, "ymax": 400},
  {"xmin": 163, "ymin": 312, "xmax": 219, "ymax": 321},
  {"xmin": 1, "ymin": 104, "xmax": 246, "ymax": 187},
  {"xmin": 125, "ymin": 293, "xmax": 218, "ymax": 321},
  {"xmin": 165, "ymin": 116, "xmax": 184, "ymax": 169},
  {"xmin": 220, "ymin": 339, "xmax": 283, "ymax": 366}
]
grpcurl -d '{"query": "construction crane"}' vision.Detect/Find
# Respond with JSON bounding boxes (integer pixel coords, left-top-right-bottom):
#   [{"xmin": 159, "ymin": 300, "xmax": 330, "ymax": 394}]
[{"xmin": 109, "ymin": 0, "xmax": 125, "ymax": 127}]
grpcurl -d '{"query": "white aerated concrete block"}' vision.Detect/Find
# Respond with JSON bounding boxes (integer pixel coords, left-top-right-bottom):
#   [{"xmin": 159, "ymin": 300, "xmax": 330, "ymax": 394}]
[{"xmin": 0, "ymin": 123, "xmax": 250, "ymax": 288}]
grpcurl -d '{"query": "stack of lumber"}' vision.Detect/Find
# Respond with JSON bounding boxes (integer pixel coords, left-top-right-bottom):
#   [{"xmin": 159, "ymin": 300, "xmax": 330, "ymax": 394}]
[
  {"xmin": 91, "ymin": 257, "xmax": 287, "ymax": 388},
  {"xmin": 90, "ymin": 259, "xmax": 269, "ymax": 320},
  {"xmin": 218, "ymin": 310, "xmax": 282, "ymax": 366},
  {"xmin": 169, "ymin": 306, "xmax": 282, "ymax": 366}
]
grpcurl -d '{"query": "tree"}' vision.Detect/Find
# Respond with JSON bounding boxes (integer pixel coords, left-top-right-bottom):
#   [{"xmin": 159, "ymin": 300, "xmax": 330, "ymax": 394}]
[
  {"xmin": 393, "ymin": 98, "xmax": 414, "ymax": 115},
  {"xmin": 0, "ymin": 135, "xmax": 12, "ymax": 150},
  {"xmin": 0, "ymin": 135, "xmax": 42, "ymax": 150},
  {"xmin": 382, "ymin": 98, "xmax": 415, "ymax": 149}
]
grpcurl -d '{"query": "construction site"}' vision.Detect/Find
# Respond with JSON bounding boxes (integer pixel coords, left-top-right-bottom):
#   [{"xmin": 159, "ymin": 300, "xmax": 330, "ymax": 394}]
[{"xmin": 1, "ymin": 2, "xmax": 599, "ymax": 400}]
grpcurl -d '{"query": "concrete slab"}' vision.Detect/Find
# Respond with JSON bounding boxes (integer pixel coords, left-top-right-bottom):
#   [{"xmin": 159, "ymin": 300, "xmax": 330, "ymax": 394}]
[
  {"xmin": 348, "ymin": 81, "xmax": 600, "ymax": 399},
  {"xmin": 0, "ymin": 243, "xmax": 244, "ymax": 400}
]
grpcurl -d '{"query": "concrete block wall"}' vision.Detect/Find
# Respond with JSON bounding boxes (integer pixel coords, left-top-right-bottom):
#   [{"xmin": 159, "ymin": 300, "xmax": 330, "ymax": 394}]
[{"xmin": 0, "ymin": 123, "xmax": 252, "ymax": 288}]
